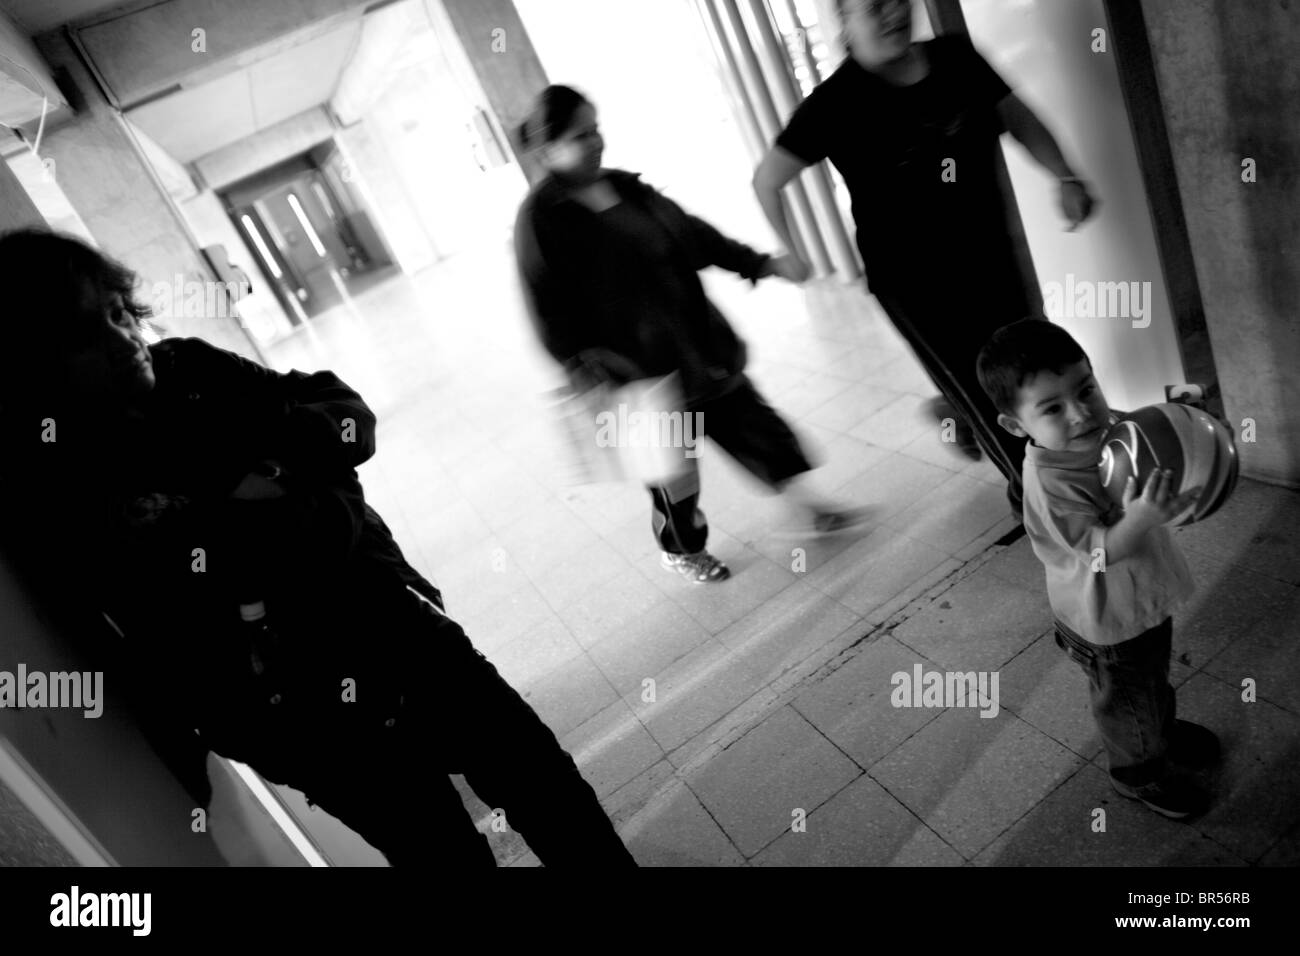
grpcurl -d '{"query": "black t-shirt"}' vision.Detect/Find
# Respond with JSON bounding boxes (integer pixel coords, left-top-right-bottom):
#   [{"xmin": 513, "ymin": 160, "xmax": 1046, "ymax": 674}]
[{"xmin": 777, "ymin": 35, "xmax": 1015, "ymax": 289}]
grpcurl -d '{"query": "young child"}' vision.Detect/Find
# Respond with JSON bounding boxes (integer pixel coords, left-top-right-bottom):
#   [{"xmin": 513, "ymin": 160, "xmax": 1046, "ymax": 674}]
[{"xmin": 976, "ymin": 318, "xmax": 1220, "ymax": 819}]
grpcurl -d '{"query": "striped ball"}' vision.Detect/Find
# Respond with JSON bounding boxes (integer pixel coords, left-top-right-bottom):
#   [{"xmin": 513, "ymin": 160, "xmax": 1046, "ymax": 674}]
[{"xmin": 1097, "ymin": 403, "xmax": 1239, "ymax": 526}]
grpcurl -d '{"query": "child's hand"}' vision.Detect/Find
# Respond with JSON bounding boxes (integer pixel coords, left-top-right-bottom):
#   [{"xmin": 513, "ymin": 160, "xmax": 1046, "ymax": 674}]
[{"xmin": 1122, "ymin": 468, "xmax": 1202, "ymax": 528}]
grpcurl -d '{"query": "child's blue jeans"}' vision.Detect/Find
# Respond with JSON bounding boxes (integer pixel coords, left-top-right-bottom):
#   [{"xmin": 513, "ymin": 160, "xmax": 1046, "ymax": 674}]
[{"xmin": 1054, "ymin": 617, "xmax": 1176, "ymax": 788}]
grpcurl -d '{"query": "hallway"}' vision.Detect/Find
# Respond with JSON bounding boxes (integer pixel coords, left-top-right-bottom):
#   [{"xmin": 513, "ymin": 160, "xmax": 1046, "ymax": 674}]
[{"xmin": 263, "ymin": 243, "xmax": 1300, "ymax": 866}]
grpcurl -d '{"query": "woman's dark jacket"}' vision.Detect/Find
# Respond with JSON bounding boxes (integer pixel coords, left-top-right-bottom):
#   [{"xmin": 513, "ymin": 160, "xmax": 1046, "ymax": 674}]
[
  {"xmin": 514, "ymin": 169, "xmax": 771, "ymax": 405},
  {"xmin": 0, "ymin": 338, "xmax": 446, "ymax": 804}
]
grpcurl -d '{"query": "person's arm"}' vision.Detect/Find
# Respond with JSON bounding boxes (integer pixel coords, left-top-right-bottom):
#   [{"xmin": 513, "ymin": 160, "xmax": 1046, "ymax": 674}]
[
  {"xmin": 996, "ymin": 93, "xmax": 1077, "ymax": 180},
  {"xmin": 996, "ymin": 93, "xmax": 1097, "ymax": 229},
  {"xmin": 159, "ymin": 339, "xmax": 375, "ymax": 564},
  {"xmin": 166, "ymin": 338, "xmax": 377, "ymax": 488},
  {"xmin": 646, "ymin": 186, "xmax": 773, "ymax": 282},
  {"xmin": 753, "ymin": 77, "xmax": 835, "ymax": 279},
  {"xmin": 752, "ymin": 146, "xmax": 813, "ymax": 268}
]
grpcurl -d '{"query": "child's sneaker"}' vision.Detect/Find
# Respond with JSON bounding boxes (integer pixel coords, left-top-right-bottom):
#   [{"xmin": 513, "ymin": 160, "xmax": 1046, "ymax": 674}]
[
  {"xmin": 661, "ymin": 550, "xmax": 731, "ymax": 583},
  {"xmin": 1111, "ymin": 774, "xmax": 1209, "ymax": 820},
  {"xmin": 925, "ymin": 396, "xmax": 982, "ymax": 461},
  {"xmin": 1168, "ymin": 720, "xmax": 1220, "ymax": 769}
]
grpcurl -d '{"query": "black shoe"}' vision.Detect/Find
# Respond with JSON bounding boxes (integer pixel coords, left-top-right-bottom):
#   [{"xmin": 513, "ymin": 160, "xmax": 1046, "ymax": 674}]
[
  {"xmin": 926, "ymin": 397, "xmax": 982, "ymax": 461},
  {"xmin": 1111, "ymin": 774, "xmax": 1209, "ymax": 820},
  {"xmin": 1168, "ymin": 720, "xmax": 1221, "ymax": 770},
  {"xmin": 955, "ymin": 423, "xmax": 983, "ymax": 461}
]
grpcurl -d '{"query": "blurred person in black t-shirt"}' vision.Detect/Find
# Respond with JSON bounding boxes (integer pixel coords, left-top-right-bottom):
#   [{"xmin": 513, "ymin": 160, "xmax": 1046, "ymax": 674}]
[{"xmin": 754, "ymin": 0, "xmax": 1098, "ymax": 519}]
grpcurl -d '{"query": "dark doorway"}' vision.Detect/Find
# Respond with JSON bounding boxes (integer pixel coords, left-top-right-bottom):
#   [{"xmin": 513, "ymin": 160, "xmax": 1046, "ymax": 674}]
[{"xmin": 223, "ymin": 151, "xmax": 396, "ymax": 321}]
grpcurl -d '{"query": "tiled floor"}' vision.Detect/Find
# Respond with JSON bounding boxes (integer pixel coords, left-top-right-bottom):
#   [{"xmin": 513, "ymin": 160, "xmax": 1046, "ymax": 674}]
[{"xmin": 265, "ymin": 242, "xmax": 1300, "ymax": 867}]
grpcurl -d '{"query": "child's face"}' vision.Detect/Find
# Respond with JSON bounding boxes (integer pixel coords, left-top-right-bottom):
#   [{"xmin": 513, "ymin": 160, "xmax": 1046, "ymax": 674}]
[{"xmin": 998, "ymin": 359, "xmax": 1111, "ymax": 453}]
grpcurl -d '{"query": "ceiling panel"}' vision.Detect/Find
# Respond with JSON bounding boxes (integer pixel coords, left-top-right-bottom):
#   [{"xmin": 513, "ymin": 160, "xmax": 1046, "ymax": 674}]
[
  {"xmin": 247, "ymin": 24, "xmax": 357, "ymax": 128},
  {"xmin": 126, "ymin": 69, "xmax": 256, "ymax": 162},
  {"xmin": 125, "ymin": 21, "xmax": 357, "ymax": 163},
  {"xmin": 0, "ymin": 0, "xmax": 134, "ymax": 34}
]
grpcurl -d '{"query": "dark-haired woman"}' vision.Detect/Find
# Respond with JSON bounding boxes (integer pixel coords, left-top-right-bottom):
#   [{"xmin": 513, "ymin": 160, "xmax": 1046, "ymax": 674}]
[
  {"xmin": 754, "ymin": 0, "xmax": 1097, "ymax": 519},
  {"xmin": 514, "ymin": 85, "xmax": 865, "ymax": 585},
  {"xmin": 0, "ymin": 227, "xmax": 636, "ymax": 867}
]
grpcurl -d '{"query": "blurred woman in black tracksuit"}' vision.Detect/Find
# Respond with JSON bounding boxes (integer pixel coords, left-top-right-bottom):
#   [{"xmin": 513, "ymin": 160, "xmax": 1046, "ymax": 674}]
[{"xmin": 514, "ymin": 85, "xmax": 864, "ymax": 584}]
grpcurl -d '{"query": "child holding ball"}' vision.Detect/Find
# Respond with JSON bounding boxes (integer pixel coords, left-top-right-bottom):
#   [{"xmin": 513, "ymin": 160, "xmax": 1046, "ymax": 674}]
[{"xmin": 976, "ymin": 318, "xmax": 1219, "ymax": 819}]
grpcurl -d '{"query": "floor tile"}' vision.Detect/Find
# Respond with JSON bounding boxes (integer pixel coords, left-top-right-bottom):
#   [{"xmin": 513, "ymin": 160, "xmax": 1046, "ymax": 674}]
[
  {"xmin": 587, "ymin": 602, "xmax": 715, "ymax": 696},
  {"xmin": 1174, "ymin": 673, "xmax": 1300, "ymax": 862},
  {"xmin": 810, "ymin": 526, "xmax": 956, "ymax": 618},
  {"xmin": 688, "ymin": 707, "xmax": 861, "ymax": 857},
  {"xmin": 753, "ymin": 773, "xmax": 963, "ymax": 866},
  {"xmin": 793, "ymin": 635, "xmax": 949, "ymax": 769},
  {"xmin": 631, "ymin": 639, "xmax": 770, "ymax": 756},
  {"xmin": 891, "ymin": 573, "xmax": 1054, "ymax": 672},
  {"xmin": 619, "ymin": 781, "xmax": 746, "ymax": 867},
  {"xmin": 973, "ymin": 764, "xmax": 1248, "ymax": 866},
  {"xmin": 560, "ymin": 698, "xmax": 667, "ymax": 800},
  {"xmin": 869, "ymin": 709, "xmax": 1085, "ymax": 858},
  {"xmin": 715, "ymin": 579, "xmax": 864, "ymax": 687},
  {"xmin": 888, "ymin": 471, "xmax": 1013, "ymax": 557},
  {"xmin": 995, "ymin": 632, "xmax": 1103, "ymax": 760},
  {"xmin": 515, "ymin": 652, "xmax": 620, "ymax": 740}
]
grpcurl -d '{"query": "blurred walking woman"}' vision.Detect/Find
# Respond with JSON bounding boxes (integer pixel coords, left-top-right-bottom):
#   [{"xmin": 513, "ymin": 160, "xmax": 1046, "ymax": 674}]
[
  {"xmin": 754, "ymin": 0, "xmax": 1097, "ymax": 518},
  {"xmin": 514, "ymin": 85, "xmax": 862, "ymax": 584}
]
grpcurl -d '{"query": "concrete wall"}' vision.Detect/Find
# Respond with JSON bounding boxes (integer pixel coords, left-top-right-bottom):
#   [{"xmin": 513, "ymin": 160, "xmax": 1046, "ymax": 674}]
[
  {"xmin": 439, "ymin": 0, "xmax": 550, "ymax": 184},
  {"xmin": 334, "ymin": 120, "xmax": 440, "ymax": 275},
  {"xmin": 1140, "ymin": 0, "xmax": 1300, "ymax": 487},
  {"xmin": 177, "ymin": 188, "xmax": 296, "ymax": 340},
  {"xmin": 34, "ymin": 30, "xmax": 255, "ymax": 358},
  {"xmin": 961, "ymin": 0, "xmax": 1186, "ymax": 418},
  {"xmin": 4, "ymin": 150, "xmax": 95, "ymax": 240},
  {"xmin": 0, "ymin": 151, "xmax": 44, "ymax": 231},
  {"xmin": 0, "ymin": 551, "xmax": 229, "ymax": 866},
  {"xmin": 130, "ymin": 121, "xmax": 199, "ymax": 200},
  {"xmin": 352, "ymin": 46, "xmax": 528, "ymax": 259}
]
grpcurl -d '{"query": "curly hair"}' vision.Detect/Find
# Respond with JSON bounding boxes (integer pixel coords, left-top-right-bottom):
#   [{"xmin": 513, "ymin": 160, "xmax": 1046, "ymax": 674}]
[{"xmin": 0, "ymin": 228, "xmax": 152, "ymax": 398}]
